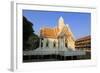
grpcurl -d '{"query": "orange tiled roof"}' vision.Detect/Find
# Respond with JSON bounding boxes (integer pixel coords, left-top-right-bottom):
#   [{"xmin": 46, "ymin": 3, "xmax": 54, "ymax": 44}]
[{"xmin": 40, "ymin": 27, "xmax": 59, "ymax": 39}]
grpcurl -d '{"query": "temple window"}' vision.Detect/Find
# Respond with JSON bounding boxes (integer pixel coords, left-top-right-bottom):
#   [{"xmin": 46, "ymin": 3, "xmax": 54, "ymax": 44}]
[
  {"xmin": 53, "ymin": 41, "xmax": 56, "ymax": 48},
  {"xmin": 46, "ymin": 40, "xmax": 49, "ymax": 47},
  {"xmin": 41, "ymin": 38, "xmax": 43, "ymax": 40},
  {"xmin": 65, "ymin": 43, "xmax": 68, "ymax": 48}
]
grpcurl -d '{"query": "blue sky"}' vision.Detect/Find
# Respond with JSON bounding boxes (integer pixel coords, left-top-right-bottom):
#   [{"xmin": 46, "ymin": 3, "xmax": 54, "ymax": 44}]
[{"xmin": 23, "ymin": 10, "xmax": 91, "ymax": 39}]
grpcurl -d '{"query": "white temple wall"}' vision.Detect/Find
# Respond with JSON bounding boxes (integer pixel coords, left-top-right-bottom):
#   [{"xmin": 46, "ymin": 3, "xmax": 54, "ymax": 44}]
[
  {"xmin": 42, "ymin": 37, "xmax": 75, "ymax": 50},
  {"xmin": 42, "ymin": 38, "xmax": 58, "ymax": 49}
]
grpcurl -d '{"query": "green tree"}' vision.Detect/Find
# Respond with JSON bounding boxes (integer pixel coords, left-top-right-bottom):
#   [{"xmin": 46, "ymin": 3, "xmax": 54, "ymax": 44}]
[{"xmin": 23, "ymin": 16, "xmax": 39, "ymax": 51}]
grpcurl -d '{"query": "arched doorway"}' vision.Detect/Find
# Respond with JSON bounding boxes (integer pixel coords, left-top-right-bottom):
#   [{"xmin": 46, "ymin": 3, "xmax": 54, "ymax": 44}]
[
  {"xmin": 53, "ymin": 41, "xmax": 56, "ymax": 48},
  {"xmin": 65, "ymin": 42, "xmax": 68, "ymax": 48},
  {"xmin": 65, "ymin": 39, "xmax": 68, "ymax": 48}
]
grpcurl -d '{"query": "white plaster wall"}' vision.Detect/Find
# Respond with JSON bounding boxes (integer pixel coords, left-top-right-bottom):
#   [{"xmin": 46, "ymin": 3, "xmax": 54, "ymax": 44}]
[{"xmin": 43, "ymin": 38, "xmax": 58, "ymax": 49}]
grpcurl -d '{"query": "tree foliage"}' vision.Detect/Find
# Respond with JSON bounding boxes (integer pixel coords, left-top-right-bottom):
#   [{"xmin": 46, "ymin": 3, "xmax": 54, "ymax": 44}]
[{"xmin": 23, "ymin": 16, "xmax": 39, "ymax": 51}]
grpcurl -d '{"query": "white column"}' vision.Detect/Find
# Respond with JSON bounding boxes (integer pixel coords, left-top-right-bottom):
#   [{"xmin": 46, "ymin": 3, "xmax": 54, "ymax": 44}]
[
  {"xmin": 63, "ymin": 37, "xmax": 65, "ymax": 48},
  {"xmin": 59, "ymin": 38, "xmax": 61, "ymax": 49},
  {"xmin": 60, "ymin": 38, "xmax": 62, "ymax": 48},
  {"xmin": 58, "ymin": 38, "xmax": 59, "ymax": 48},
  {"xmin": 43, "ymin": 39, "xmax": 45, "ymax": 48}
]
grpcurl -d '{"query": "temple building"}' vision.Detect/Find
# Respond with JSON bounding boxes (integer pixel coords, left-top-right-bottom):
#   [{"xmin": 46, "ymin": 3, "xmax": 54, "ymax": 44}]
[
  {"xmin": 23, "ymin": 16, "xmax": 86, "ymax": 57},
  {"xmin": 39, "ymin": 16, "xmax": 75, "ymax": 50}
]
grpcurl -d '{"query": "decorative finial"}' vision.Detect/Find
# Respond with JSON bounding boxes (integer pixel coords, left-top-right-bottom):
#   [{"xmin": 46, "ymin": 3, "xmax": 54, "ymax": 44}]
[{"xmin": 59, "ymin": 16, "xmax": 64, "ymax": 23}]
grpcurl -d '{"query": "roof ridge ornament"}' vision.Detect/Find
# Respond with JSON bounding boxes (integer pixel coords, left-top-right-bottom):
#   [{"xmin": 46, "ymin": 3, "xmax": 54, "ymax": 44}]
[{"xmin": 59, "ymin": 16, "xmax": 64, "ymax": 24}]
